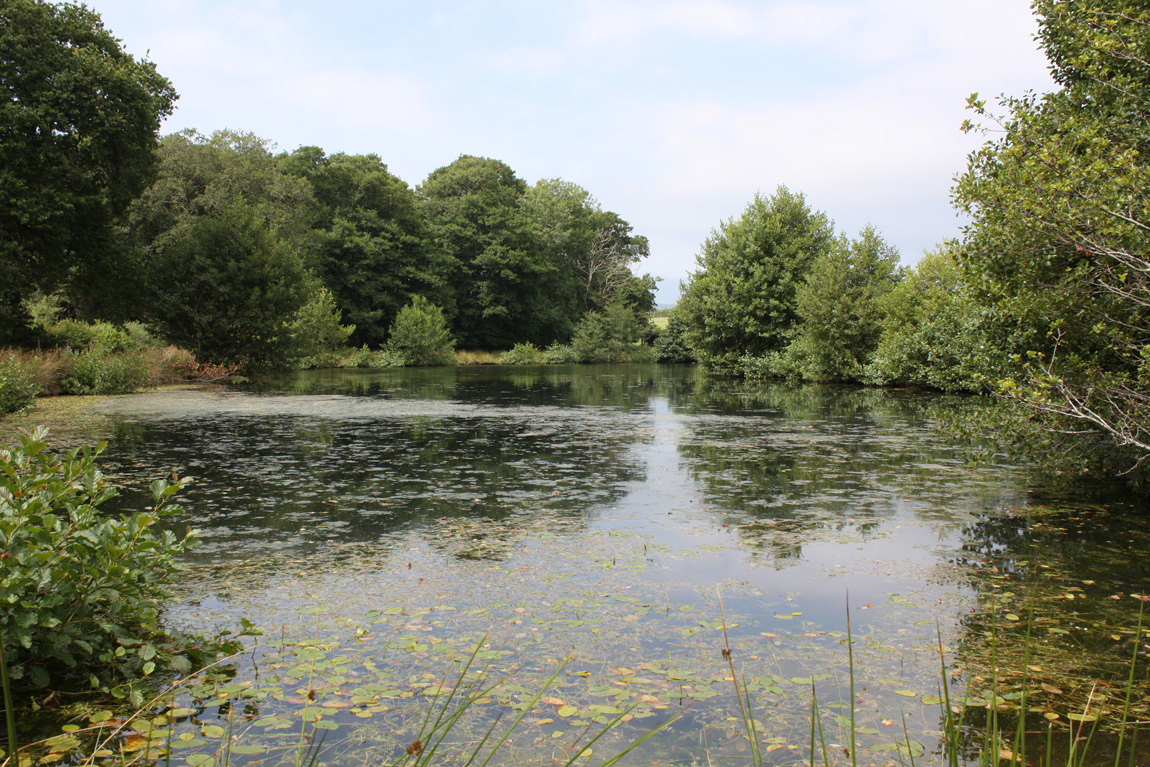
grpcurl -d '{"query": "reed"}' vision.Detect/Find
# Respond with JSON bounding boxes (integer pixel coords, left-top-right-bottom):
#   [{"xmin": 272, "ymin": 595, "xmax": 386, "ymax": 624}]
[{"xmin": 455, "ymin": 350, "xmax": 502, "ymax": 366}]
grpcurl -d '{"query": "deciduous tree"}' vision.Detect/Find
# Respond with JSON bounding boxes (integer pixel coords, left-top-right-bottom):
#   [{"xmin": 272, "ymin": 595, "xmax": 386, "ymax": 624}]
[
  {"xmin": 0, "ymin": 0, "xmax": 175, "ymax": 336},
  {"xmin": 955, "ymin": 1, "xmax": 1150, "ymax": 471},
  {"xmin": 678, "ymin": 187, "xmax": 834, "ymax": 372}
]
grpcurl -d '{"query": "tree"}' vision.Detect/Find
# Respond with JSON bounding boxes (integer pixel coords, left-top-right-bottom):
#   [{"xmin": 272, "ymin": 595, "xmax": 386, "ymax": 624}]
[
  {"xmin": 570, "ymin": 298, "xmax": 648, "ymax": 363},
  {"xmin": 781, "ymin": 226, "xmax": 903, "ymax": 382},
  {"xmin": 0, "ymin": 0, "xmax": 176, "ymax": 337},
  {"xmin": 418, "ymin": 156, "xmax": 543, "ymax": 348},
  {"xmin": 120, "ymin": 130, "xmax": 316, "ymax": 366},
  {"xmin": 143, "ymin": 201, "xmax": 310, "ymax": 367},
  {"xmin": 521, "ymin": 179, "xmax": 651, "ymax": 329},
  {"xmin": 954, "ymin": 1, "xmax": 1150, "ymax": 471},
  {"xmin": 387, "ymin": 296, "xmax": 455, "ymax": 366},
  {"xmin": 864, "ymin": 244, "xmax": 988, "ymax": 391},
  {"xmin": 279, "ymin": 148, "xmax": 447, "ymax": 347},
  {"xmin": 677, "ymin": 187, "xmax": 835, "ymax": 372}
]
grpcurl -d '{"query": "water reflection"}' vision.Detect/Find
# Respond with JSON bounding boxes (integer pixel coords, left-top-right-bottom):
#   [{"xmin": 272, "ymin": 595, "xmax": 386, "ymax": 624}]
[{"xmin": 14, "ymin": 366, "xmax": 1150, "ymax": 764}]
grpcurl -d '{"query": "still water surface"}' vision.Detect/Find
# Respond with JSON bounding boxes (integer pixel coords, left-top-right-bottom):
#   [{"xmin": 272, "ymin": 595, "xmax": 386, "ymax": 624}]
[{"xmin": 13, "ymin": 365, "xmax": 1150, "ymax": 765}]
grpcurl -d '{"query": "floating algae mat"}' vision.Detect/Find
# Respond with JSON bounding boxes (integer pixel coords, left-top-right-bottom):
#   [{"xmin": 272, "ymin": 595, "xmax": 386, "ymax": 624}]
[{"xmin": 14, "ymin": 366, "xmax": 1150, "ymax": 766}]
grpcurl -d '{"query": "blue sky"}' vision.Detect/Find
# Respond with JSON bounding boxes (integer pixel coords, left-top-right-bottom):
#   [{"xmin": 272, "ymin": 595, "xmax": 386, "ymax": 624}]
[{"xmin": 95, "ymin": 0, "xmax": 1055, "ymax": 304}]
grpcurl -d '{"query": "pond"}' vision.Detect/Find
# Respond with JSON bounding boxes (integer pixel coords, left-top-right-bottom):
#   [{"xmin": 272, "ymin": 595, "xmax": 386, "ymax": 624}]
[{"xmin": 7, "ymin": 365, "xmax": 1150, "ymax": 766}]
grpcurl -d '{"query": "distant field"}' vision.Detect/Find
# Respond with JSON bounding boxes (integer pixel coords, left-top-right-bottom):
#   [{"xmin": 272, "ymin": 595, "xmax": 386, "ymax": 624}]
[{"xmin": 650, "ymin": 315, "xmax": 670, "ymax": 330}]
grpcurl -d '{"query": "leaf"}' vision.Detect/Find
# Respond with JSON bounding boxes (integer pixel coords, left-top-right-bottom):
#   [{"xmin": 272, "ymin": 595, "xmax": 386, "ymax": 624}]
[
  {"xmin": 895, "ymin": 690, "xmax": 917, "ymax": 697},
  {"xmin": 557, "ymin": 706, "xmax": 578, "ymax": 717}
]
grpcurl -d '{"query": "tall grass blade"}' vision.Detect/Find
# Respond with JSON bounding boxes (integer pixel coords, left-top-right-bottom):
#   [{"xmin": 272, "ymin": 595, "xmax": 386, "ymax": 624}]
[
  {"xmin": 0, "ymin": 642, "xmax": 17, "ymax": 762},
  {"xmin": 1114, "ymin": 600, "xmax": 1144, "ymax": 767},
  {"xmin": 845, "ymin": 591, "xmax": 856, "ymax": 767},
  {"xmin": 719, "ymin": 591, "xmax": 762, "ymax": 766}
]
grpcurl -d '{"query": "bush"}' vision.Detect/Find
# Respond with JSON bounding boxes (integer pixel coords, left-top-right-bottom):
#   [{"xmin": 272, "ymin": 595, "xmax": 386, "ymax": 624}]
[
  {"xmin": 0, "ymin": 355, "xmax": 40, "ymax": 414},
  {"xmin": 570, "ymin": 300, "xmax": 647, "ymax": 363},
  {"xmin": 653, "ymin": 312, "xmax": 696, "ymax": 364},
  {"xmin": 61, "ymin": 348, "xmax": 152, "ymax": 395},
  {"xmin": 340, "ymin": 344, "xmax": 375, "ymax": 368},
  {"xmin": 0, "ymin": 429, "xmax": 228, "ymax": 705},
  {"xmin": 542, "ymin": 343, "xmax": 579, "ymax": 364},
  {"xmin": 371, "ymin": 348, "xmax": 408, "ymax": 368},
  {"xmin": 287, "ymin": 285, "xmax": 356, "ymax": 369},
  {"xmin": 386, "ymin": 296, "xmax": 455, "ymax": 366},
  {"xmin": 628, "ymin": 345, "xmax": 657, "ymax": 364},
  {"xmin": 499, "ymin": 343, "xmax": 544, "ymax": 365}
]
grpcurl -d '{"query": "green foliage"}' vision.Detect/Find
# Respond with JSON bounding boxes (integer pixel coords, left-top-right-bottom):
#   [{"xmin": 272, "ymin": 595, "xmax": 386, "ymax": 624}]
[
  {"xmin": 570, "ymin": 300, "xmax": 649, "ymax": 363},
  {"xmin": 370, "ymin": 348, "xmax": 409, "ymax": 368},
  {"xmin": 542, "ymin": 343, "xmax": 580, "ymax": 365},
  {"xmin": 779, "ymin": 226, "xmax": 903, "ymax": 382},
  {"xmin": 417, "ymin": 156, "xmax": 537, "ymax": 348},
  {"xmin": 678, "ymin": 187, "xmax": 835, "ymax": 372},
  {"xmin": 287, "ymin": 285, "xmax": 356, "ymax": 369},
  {"xmin": 0, "ymin": 0, "xmax": 176, "ymax": 329},
  {"xmin": 340, "ymin": 345, "xmax": 375, "ymax": 368},
  {"xmin": 120, "ymin": 130, "xmax": 315, "ymax": 367},
  {"xmin": 499, "ymin": 343, "xmax": 545, "ymax": 365},
  {"xmin": 521, "ymin": 179, "xmax": 652, "ymax": 341},
  {"xmin": 954, "ymin": 1, "xmax": 1150, "ymax": 472},
  {"xmin": 864, "ymin": 244, "xmax": 1001, "ymax": 392},
  {"xmin": 653, "ymin": 311, "xmax": 696, "ymax": 364},
  {"xmin": 60, "ymin": 348, "xmax": 151, "ymax": 395},
  {"xmin": 0, "ymin": 356, "xmax": 39, "ymax": 415},
  {"xmin": 0, "ymin": 429, "xmax": 215, "ymax": 704},
  {"xmin": 387, "ymin": 296, "xmax": 456, "ymax": 367},
  {"xmin": 141, "ymin": 200, "xmax": 311, "ymax": 369},
  {"xmin": 280, "ymin": 149, "xmax": 445, "ymax": 348}
]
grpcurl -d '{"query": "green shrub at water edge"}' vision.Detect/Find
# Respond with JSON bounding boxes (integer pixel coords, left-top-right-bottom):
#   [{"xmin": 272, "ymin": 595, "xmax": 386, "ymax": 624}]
[
  {"xmin": 60, "ymin": 348, "xmax": 152, "ymax": 395},
  {"xmin": 0, "ymin": 356, "xmax": 40, "ymax": 415},
  {"xmin": 0, "ymin": 429, "xmax": 234, "ymax": 707},
  {"xmin": 386, "ymin": 296, "xmax": 455, "ymax": 367},
  {"xmin": 542, "ymin": 342, "xmax": 579, "ymax": 364},
  {"xmin": 499, "ymin": 342, "xmax": 544, "ymax": 365}
]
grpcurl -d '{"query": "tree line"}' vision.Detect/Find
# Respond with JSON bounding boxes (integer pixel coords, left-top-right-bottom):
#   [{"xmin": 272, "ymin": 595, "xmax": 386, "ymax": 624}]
[
  {"xmin": 673, "ymin": 1, "xmax": 1150, "ymax": 481},
  {"xmin": 2, "ymin": 0, "xmax": 655, "ymax": 367}
]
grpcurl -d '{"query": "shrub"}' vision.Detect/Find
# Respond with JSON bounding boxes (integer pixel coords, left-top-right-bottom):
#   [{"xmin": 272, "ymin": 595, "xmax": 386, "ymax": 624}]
[
  {"xmin": 340, "ymin": 344, "xmax": 375, "ymax": 368},
  {"xmin": 0, "ymin": 429, "xmax": 228, "ymax": 705},
  {"xmin": 653, "ymin": 312, "xmax": 696, "ymax": 364},
  {"xmin": 370, "ymin": 348, "xmax": 408, "ymax": 368},
  {"xmin": 627, "ymin": 344, "xmax": 657, "ymax": 364},
  {"xmin": 60, "ymin": 349, "xmax": 152, "ymax": 395},
  {"xmin": 570, "ymin": 300, "xmax": 647, "ymax": 363},
  {"xmin": 386, "ymin": 296, "xmax": 455, "ymax": 366},
  {"xmin": 542, "ymin": 343, "xmax": 579, "ymax": 364},
  {"xmin": 287, "ymin": 285, "xmax": 356, "ymax": 369},
  {"xmin": 499, "ymin": 343, "xmax": 544, "ymax": 365},
  {"xmin": 0, "ymin": 355, "xmax": 40, "ymax": 415}
]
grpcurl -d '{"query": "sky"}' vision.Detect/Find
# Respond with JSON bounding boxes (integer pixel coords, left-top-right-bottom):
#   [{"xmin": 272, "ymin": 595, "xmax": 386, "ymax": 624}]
[{"xmin": 93, "ymin": 0, "xmax": 1056, "ymax": 305}]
